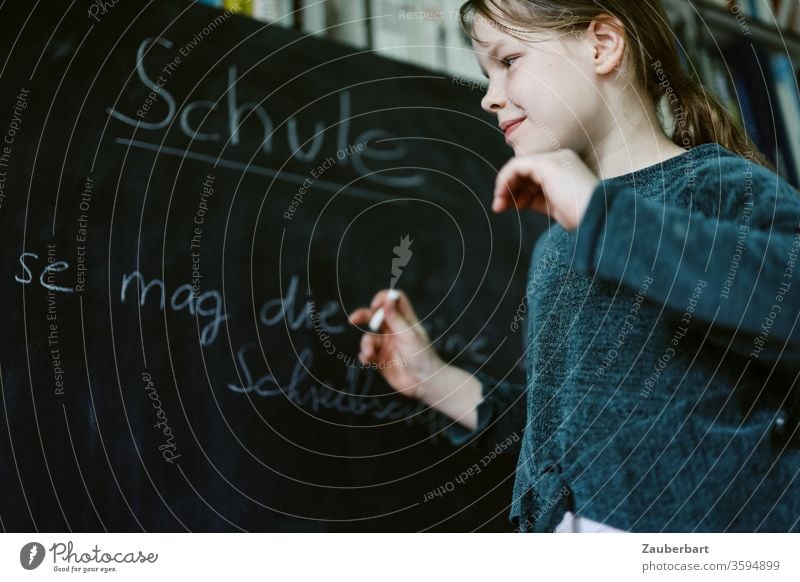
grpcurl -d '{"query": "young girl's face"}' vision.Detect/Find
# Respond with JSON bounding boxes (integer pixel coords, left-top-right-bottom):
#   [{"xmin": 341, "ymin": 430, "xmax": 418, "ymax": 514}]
[{"xmin": 472, "ymin": 15, "xmax": 600, "ymax": 158}]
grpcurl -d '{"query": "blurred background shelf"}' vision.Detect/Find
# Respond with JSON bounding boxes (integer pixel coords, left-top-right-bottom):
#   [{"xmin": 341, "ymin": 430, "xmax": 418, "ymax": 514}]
[{"xmin": 663, "ymin": 0, "xmax": 800, "ymax": 59}]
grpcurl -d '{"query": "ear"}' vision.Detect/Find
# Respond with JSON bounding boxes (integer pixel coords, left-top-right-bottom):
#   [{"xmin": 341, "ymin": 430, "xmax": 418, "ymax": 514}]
[{"xmin": 585, "ymin": 14, "xmax": 626, "ymax": 76}]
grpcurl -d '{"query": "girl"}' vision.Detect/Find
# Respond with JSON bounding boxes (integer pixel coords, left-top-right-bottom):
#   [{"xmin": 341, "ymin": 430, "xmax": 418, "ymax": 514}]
[{"xmin": 348, "ymin": 0, "xmax": 800, "ymax": 532}]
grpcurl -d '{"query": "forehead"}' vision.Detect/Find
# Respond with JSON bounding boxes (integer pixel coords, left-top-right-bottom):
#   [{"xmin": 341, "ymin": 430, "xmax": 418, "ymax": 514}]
[
  {"xmin": 470, "ymin": 15, "xmax": 557, "ymax": 53},
  {"xmin": 471, "ymin": 14, "xmax": 516, "ymax": 49}
]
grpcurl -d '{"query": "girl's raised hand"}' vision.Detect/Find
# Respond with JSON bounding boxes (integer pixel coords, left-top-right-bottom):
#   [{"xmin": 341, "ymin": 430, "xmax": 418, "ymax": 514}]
[{"xmin": 492, "ymin": 149, "xmax": 600, "ymax": 230}]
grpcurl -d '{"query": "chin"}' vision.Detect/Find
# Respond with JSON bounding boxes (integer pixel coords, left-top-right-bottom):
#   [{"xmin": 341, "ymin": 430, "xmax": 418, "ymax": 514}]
[{"xmin": 511, "ymin": 140, "xmax": 555, "ymax": 158}]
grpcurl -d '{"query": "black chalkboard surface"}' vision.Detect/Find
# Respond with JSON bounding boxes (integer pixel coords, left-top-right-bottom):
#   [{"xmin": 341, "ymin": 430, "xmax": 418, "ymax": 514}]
[{"xmin": 0, "ymin": 0, "xmax": 545, "ymax": 531}]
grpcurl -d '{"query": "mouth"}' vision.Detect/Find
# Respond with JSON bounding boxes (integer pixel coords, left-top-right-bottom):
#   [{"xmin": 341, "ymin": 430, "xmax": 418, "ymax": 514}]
[{"xmin": 503, "ymin": 118, "xmax": 525, "ymax": 143}]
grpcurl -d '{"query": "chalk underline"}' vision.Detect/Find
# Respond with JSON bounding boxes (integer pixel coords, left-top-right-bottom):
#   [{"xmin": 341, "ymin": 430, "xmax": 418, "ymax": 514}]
[{"xmin": 113, "ymin": 138, "xmax": 395, "ymax": 202}]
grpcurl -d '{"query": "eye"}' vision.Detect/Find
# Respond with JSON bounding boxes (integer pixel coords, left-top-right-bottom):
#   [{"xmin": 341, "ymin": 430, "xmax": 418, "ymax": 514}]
[{"xmin": 501, "ymin": 55, "xmax": 520, "ymax": 68}]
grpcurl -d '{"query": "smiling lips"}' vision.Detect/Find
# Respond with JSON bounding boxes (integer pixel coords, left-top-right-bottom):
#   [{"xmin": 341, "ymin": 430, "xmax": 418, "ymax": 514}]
[{"xmin": 501, "ymin": 117, "xmax": 525, "ymax": 141}]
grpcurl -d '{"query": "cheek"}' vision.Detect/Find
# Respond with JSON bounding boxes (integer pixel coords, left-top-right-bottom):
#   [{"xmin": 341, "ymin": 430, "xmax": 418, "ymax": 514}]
[
  {"xmin": 542, "ymin": 69, "xmax": 594, "ymax": 126},
  {"xmin": 559, "ymin": 60, "xmax": 597, "ymax": 108},
  {"xmin": 510, "ymin": 65, "xmax": 565, "ymax": 112}
]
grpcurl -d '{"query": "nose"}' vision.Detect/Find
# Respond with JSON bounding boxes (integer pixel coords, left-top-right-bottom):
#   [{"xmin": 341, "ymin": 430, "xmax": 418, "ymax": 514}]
[{"xmin": 481, "ymin": 78, "xmax": 507, "ymax": 113}]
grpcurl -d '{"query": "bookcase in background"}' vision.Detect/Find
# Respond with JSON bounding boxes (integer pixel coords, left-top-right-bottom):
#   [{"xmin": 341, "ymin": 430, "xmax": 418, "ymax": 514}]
[
  {"xmin": 664, "ymin": 0, "xmax": 800, "ymax": 185},
  {"xmin": 197, "ymin": 0, "xmax": 296, "ymax": 26},
  {"xmin": 197, "ymin": 0, "xmax": 484, "ymax": 80},
  {"xmin": 365, "ymin": 1, "xmax": 483, "ymax": 81}
]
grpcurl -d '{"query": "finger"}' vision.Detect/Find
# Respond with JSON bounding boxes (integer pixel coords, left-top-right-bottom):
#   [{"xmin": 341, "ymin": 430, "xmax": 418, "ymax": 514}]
[
  {"xmin": 510, "ymin": 187, "xmax": 534, "ymax": 210},
  {"xmin": 382, "ymin": 295, "xmax": 420, "ymax": 336},
  {"xmin": 492, "ymin": 177, "xmax": 521, "ymax": 211},
  {"xmin": 494, "ymin": 161, "xmax": 546, "ymax": 213},
  {"xmin": 494, "ymin": 179, "xmax": 533, "ymax": 212},
  {"xmin": 530, "ymin": 191, "xmax": 550, "ymax": 216},
  {"xmin": 494, "ymin": 158, "xmax": 525, "ymax": 198},
  {"xmin": 364, "ymin": 291, "xmax": 422, "ymax": 335},
  {"xmin": 360, "ymin": 333, "xmax": 381, "ymax": 360},
  {"xmin": 492, "ymin": 194, "xmax": 510, "ymax": 213},
  {"xmin": 495, "ymin": 157, "xmax": 541, "ymax": 199},
  {"xmin": 370, "ymin": 289, "xmax": 394, "ymax": 309},
  {"xmin": 387, "ymin": 289, "xmax": 421, "ymax": 325},
  {"xmin": 348, "ymin": 289, "xmax": 395, "ymax": 330},
  {"xmin": 493, "ymin": 166, "xmax": 526, "ymax": 211},
  {"xmin": 347, "ymin": 307, "xmax": 373, "ymax": 326}
]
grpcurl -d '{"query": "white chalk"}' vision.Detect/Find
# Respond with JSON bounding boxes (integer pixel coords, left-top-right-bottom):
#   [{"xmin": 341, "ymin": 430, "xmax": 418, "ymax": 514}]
[{"xmin": 368, "ymin": 289, "xmax": 400, "ymax": 332}]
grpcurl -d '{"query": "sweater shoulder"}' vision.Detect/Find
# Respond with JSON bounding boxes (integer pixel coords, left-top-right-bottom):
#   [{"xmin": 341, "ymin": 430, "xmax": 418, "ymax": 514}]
[{"xmin": 691, "ymin": 145, "xmax": 800, "ymax": 226}]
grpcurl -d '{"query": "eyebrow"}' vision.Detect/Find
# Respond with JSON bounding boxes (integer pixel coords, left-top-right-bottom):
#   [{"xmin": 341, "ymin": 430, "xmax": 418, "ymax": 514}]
[{"xmin": 476, "ymin": 40, "xmax": 510, "ymax": 79}]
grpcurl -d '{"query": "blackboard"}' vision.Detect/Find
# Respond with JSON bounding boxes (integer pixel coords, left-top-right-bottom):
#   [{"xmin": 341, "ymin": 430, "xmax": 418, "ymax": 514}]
[{"xmin": 0, "ymin": 0, "xmax": 545, "ymax": 531}]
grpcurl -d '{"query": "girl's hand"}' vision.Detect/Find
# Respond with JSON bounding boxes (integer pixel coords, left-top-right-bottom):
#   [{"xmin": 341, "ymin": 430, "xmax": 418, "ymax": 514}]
[
  {"xmin": 347, "ymin": 290, "xmax": 444, "ymax": 400},
  {"xmin": 492, "ymin": 149, "xmax": 600, "ymax": 230}
]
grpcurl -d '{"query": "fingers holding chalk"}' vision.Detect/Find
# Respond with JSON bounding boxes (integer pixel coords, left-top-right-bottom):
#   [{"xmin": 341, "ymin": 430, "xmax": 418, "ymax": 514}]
[
  {"xmin": 368, "ymin": 289, "xmax": 400, "ymax": 331},
  {"xmin": 346, "ymin": 289, "xmax": 399, "ymax": 329},
  {"xmin": 349, "ymin": 288, "xmax": 420, "ymax": 335},
  {"xmin": 348, "ymin": 288, "xmax": 432, "ymax": 373}
]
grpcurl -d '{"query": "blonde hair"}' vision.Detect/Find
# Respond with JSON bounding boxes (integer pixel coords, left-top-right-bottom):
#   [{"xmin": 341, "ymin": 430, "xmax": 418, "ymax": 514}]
[{"xmin": 460, "ymin": 0, "xmax": 774, "ymax": 169}]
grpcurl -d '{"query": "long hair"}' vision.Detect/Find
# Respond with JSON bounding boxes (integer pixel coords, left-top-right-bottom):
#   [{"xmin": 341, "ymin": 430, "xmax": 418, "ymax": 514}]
[{"xmin": 459, "ymin": 0, "xmax": 773, "ymax": 169}]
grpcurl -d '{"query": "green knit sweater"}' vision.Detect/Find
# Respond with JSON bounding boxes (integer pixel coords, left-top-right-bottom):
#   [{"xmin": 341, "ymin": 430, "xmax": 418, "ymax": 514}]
[{"xmin": 443, "ymin": 142, "xmax": 800, "ymax": 532}]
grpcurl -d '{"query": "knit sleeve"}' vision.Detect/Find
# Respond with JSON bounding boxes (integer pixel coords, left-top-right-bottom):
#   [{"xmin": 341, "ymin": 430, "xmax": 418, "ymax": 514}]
[
  {"xmin": 571, "ymin": 163, "xmax": 800, "ymax": 365},
  {"xmin": 438, "ymin": 367, "xmax": 526, "ymax": 457}
]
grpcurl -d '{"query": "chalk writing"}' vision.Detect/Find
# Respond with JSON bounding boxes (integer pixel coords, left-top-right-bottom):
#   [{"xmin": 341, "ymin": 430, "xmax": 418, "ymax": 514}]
[
  {"xmin": 120, "ymin": 271, "xmax": 228, "ymax": 347},
  {"xmin": 107, "ymin": 38, "xmax": 425, "ymax": 188}
]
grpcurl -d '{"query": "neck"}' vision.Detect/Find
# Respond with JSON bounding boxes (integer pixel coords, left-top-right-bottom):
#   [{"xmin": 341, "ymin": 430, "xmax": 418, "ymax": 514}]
[{"xmin": 582, "ymin": 92, "xmax": 688, "ymax": 180}]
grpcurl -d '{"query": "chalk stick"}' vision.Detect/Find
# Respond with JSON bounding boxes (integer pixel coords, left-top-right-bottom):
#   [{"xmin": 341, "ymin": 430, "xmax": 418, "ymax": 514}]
[{"xmin": 368, "ymin": 289, "xmax": 400, "ymax": 332}]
